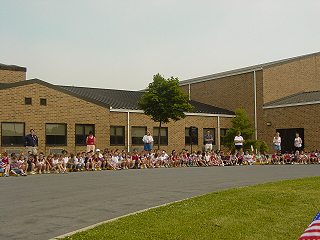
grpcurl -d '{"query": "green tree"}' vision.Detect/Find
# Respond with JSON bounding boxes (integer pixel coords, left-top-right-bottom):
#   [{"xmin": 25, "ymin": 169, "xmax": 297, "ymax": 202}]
[
  {"xmin": 221, "ymin": 108, "xmax": 259, "ymax": 152},
  {"xmin": 137, "ymin": 73, "xmax": 193, "ymax": 150},
  {"xmin": 259, "ymin": 141, "xmax": 269, "ymax": 154}
]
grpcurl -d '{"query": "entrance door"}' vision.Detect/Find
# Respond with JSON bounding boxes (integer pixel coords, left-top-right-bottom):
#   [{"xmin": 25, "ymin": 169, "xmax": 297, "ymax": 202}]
[{"xmin": 276, "ymin": 128, "xmax": 304, "ymax": 153}]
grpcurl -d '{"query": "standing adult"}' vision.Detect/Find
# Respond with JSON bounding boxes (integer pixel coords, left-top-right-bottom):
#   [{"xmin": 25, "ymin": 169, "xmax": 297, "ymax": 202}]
[
  {"xmin": 204, "ymin": 130, "xmax": 213, "ymax": 151},
  {"xmin": 86, "ymin": 131, "xmax": 95, "ymax": 153},
  {"xmin": 273, "ymin": 132, "xmax": 281, "ymax": 153},
  {"xmin": 234, "ymin": 131, "xmax": 244, "ymax": 151},
  {"xmin": 294, "ymin": 132, "xmax": 303, "ymax": 152},
  {"xmin": 23, "ymin": 129, "xmax": 38, "ymax": 155},
  {"xmin": 142, "ymin": 131, "xmax": 153, "ymax": 152}
]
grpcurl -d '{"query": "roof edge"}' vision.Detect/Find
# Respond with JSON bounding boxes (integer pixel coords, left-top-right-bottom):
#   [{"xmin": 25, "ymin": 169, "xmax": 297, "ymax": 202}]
[
  {"xmin": 180, "ymin": 51, "xmax": 320, "ymax": 86},
  {"xmin": 0, "ymin": 64, "xmax": 27, "ymax": 72},
  {"xmin": 0, "ymin": 79, "xmax": 110, "ymax": 109}
]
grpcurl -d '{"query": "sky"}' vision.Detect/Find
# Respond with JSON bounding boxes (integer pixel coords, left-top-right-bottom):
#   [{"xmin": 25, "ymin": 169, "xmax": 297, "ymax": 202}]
[{"xmin": 1, "ymin": 0, "xmax": 319, "ymax": 91}]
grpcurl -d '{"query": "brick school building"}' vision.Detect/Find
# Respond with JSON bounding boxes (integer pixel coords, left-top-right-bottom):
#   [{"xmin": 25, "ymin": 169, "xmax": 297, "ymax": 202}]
[
  {"xmin": 0, "ymin": 63, "xmax": 233, "ymax": 156},
  {"xmin": 180, "ymin": 51, "xmax": 320, "ymax": 152}
]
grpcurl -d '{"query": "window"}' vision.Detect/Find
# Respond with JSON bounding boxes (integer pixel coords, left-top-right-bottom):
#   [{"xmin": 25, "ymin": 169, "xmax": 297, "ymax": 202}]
[
  {"xmin": 203, "ymin": 128, "xmax": 216, "ymax": 145},
  {"xmin": 75, "ymin": 124, "xmax": 94, "ymax": 146},
  {"xmin": 25, "ymin": 97, "xmax": 32, "ymax": 105},
  {"xmin": 153, "ymin": 127, "xmax": 168, "ymax": 145},
  {"xmin": 40, "ymin": 98, "xmax": 47, "ymax": 106},
  {"xmin": 110, "ymin": 126, "xmax": 125, "ymax": 145},
  {"xmin": 131, "ymin": 127, "xmax": 146, "ymax": 145},
  {"xmin": 1, "ymin": 123, "xmax": 24, "ymax": 146},
  {"xmin": 185, "ymin": 127, "xmax": 198, "ymax": 145},
  {"xmin": 220, "ymin": 128, "xmax": 228, "ymax": 144},
  {"xmin": 46, "ymin": 124, "xmax": 67, "ymax": 145}
]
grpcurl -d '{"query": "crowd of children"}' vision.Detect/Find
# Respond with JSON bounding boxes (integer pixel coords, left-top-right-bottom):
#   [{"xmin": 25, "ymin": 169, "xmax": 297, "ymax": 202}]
[{"xmin": 0, "ymin": 148, "xmax": 320, "ymax": 177}]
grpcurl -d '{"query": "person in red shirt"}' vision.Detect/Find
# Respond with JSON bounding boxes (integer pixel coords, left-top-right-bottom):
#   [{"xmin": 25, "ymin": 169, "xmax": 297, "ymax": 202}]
[{"xmin": 86, "ymin": 131, "xmax": 95, "ymax": 153}]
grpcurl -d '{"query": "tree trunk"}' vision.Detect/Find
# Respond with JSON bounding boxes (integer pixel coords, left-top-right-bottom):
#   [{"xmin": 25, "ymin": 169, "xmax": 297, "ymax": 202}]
[{"xmin": 158, "ymin": 121, "xmax": 161, "ymax": 150}]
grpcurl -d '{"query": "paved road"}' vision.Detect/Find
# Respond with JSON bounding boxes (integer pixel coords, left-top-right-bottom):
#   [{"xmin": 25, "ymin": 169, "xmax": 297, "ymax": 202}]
[{"xmin": 1, "ymin": 165, "xmax": 319, "ymax": 240}]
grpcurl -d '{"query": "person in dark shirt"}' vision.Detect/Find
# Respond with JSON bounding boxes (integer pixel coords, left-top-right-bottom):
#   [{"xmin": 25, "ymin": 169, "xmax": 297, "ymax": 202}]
[{"xmin": 23, "ymin": 129, "xmax": 38, "ymax": 155}]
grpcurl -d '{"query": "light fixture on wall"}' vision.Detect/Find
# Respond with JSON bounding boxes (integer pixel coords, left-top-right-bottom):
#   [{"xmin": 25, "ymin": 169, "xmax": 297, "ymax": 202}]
[{"xmin": 266, "ymin": 122, "xmax": 271, "ymax": 126}]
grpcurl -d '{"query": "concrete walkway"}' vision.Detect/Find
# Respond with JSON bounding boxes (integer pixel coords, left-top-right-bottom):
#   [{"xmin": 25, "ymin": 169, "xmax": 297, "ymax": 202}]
[{"xmin": 1, "ymin": 165, "xmax": 319, "ymax": 240}]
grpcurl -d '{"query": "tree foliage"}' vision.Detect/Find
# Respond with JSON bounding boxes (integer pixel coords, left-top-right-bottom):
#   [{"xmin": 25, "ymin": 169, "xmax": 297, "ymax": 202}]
[
  {"xmin": 137, "ymin": 73, "xmax": 193, "ymax": 149},
  {"xmin": 259, "ymin": 141, "xmax": 269, "ymax": 154},
  {"xmin": 221, "ymin": 108, "xmax": 259, "ymax": 152}
]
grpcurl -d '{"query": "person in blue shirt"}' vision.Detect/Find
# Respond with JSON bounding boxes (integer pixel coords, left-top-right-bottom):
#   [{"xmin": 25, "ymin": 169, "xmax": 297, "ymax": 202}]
[
  {"xmin": 23, "ymin": 129, "xmax": 38, "ymax": 155},
  {"xmin": 204, "ymin": 130, "xmax": 213, "ymax": 150}
]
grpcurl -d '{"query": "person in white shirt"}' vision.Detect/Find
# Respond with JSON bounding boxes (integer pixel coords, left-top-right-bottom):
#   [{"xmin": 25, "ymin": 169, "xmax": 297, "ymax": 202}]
[
  {"xmin": 273, "ymin": 132, "xmax": 281, "ymax": 154},
  {"xmin": 234, "ymin": 131, "xmax": 244, "ymax": 151},
  {"xmin": 294, "ymin": 132, "xmax": 303, "ymax": 152},
  {"xmin": 142, "ymin": 131, "xmax": 153, "ymax": 152}
]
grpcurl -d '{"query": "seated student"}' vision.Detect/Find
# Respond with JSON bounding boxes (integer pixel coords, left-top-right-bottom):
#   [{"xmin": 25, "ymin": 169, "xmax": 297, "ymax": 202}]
[
  {"xmin": 67, "ymin": 153, "xmax": 76, "ymax": 172},
  {"xmin": 309, "ymin": 151, "xmax": 317, "ymax": 164},
  {"xmin": 243, "ymin": 151, "xmax": 251, "ymax": 165},
  {"xmin": 271, "ymin": 151, "xmax": 279, "ymax": 165},
  {"xmin": 255, "ymin": 151, "xmax": 263, "ymax": 165},
  {"xmin": 139, "ymin": 151, "xmax": 147, "ymax": 169},
  {"xmin": 85, "ymin": 151, "xmax": 94, "ymax": 171},
  {"xmin": 276, "ymin": 151, "xmax": 284, "ymax": 164},
  {"xmin": 300, "ymin": 150, "xmax": 308, "ymax": 164},
  {"xmin": 10, "ymin": 156, "xmax": 27, "ymax": 176},
  {"xmin": 37, "ymin": 154, "xmax": 47, "ymax": 174},
  {"xmin": 74, "ymin": 153, "xmax": 85, "ymax": 171},
  {"xmin": 52, "ymin": 154, "xmax": 63, "ymax": 173},
  {"xmin": 92, "ymin": 153, "xmax": 102, "ymax": 171},
  {"xmin": 0, "ymin": 155, "xmax": 10, "ymax": 177},
  {"xmin": 262, "ymin": 151, "xmax": 269, "ymax": 164},
  {"xmin": 150, "ymin": 153, "xmax": 159, "ymax": 168},
  {"xmin": 131, "ymin": 151, "xmax": 139, "ymax": 169},
  {"xmin": 230, "ymin": 152, "xmax": 238, "ymax": 165},
  {"xmin": 283, "ymin": 151, "xmax": 291, "ymax": 164},
  {"xmin": 18, "ymin": 154, "xmax": 29, "ymax": 173},
  {"xmin": 62, "ymin": 151, "xmax": 69, "ymax": 172},
  {"xmin": 111, "ymin": 152, "xmax": 121, "ymax": 170},
  {"xmin": 45, "ymin": 155, "xmax": 54, "ymax": 173},
  {"xmin": 27, "ymin": 154, "xmax": 36, "ymax": 175}
]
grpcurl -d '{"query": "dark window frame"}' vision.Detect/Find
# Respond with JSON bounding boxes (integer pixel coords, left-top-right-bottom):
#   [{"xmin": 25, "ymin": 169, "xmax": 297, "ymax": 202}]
[
  {"xmin": 46, "ymin": 123, "xmax": 67, "ymax": 146},
  {"xmin": 110, "ymin": 126, "xmax": 125, "ymax": 146},
  {"xmin": 1, "ymin": 122, "xmax": 25, "ymax": 146},
  {"xmin": 75, "ymin": 124, "xmax": 95, "ymax": 146},
  {"xmin": 131, "ymin": 126, "xmax": 147, "ymax": 145},
  {"xmin": 40, "ymin": 98, "xmax": 47, "ymax": 106},
  {"xmin": 153, "ymin": 127, "xmax": 168, "ymax": 146},
  {"xmin": 220, "ymin": 128, "xmax": 228, "ymax": 144},
  {"xmin": 185, "ymin": 127, "xmax": 198, "ymax": 145},
  {"xmin": 25, "ymin": 97, "xmax": 32, "ymax": 105}
]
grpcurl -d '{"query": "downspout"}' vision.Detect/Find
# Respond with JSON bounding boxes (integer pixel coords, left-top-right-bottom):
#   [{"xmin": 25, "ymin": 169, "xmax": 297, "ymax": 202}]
[
  {"xmin": 254, "ymin": 71, "xmax": 257, "ymax": 141},
  {"xmin": 188, "ymin": 84, "xmax": 191, "ymax": 100},
  {"xmin": 217, "ymin": 116, "xmax": 220, "ymax": 150},
  {"xmin": 127, "ymin": 111, "xmax": 130, "ymax": 152}
]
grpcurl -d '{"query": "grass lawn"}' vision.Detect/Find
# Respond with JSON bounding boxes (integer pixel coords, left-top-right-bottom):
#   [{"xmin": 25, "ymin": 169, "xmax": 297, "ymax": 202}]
[{"xmin": 61, "ymin": 176, "xmax": 320, "ymax": 240}]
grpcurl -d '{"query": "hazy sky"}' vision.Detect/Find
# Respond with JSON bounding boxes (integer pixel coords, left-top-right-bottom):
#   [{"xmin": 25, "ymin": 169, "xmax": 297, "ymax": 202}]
[{"xmin": 1, "ymin": 0, "xmax": 319, "ymax": 90}]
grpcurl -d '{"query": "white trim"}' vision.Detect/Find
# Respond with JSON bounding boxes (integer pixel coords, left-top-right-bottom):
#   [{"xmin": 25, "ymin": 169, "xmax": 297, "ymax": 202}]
[
  {"xmin": 253, "ymin": 71, "xmax": 258, "ymax": 154},
  {"xmin": 263, "ymin": 101, "xmax": 320, "ymax": 109},
  {"xmin": 127, "ymin": 112, "xmax": 130, "ymax": 152},
  {"xmin": 110, "ymin": 109, "xmax": 144, "ymax": 113},
  {"xmin": 217, "ymin": 116, "xmax": 220, "ymax": 150},
  {"xmin": 110, "ymin": 108, "xmax": 235, "ymax": 117},
  {"xmin": 185, "ymin": 112, "xmax": 234, "ymax": 117},
  {"xmin": 180, "ymin": 68, "xmax": 262, "ymax": 86}
]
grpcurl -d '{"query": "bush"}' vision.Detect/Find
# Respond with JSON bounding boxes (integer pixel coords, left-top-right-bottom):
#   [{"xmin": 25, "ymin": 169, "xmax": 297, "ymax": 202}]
[{"xmin": 260, "ymin": 141, "xmax": 269, "ymax": 153}]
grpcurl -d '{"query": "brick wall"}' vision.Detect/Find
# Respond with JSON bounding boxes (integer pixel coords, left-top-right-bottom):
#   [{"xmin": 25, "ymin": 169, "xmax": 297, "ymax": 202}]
[
  {"xmin": 263, "ymin": 54, "xmax": 320, "ymax": 104},
  {"xmin": 264, "ymin": 104, "xmax": 320, "ymax": 152},
  {"xmin": 0, "ymin": 83, "xmax": 109, "ymax": 155},
  {"xmin": 0, "ymin": 82, "xmax": 233, "ymax": 155},
  {"xmin": 0, "ymin": 67, "xmax": 26, "ymax": 84}
]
